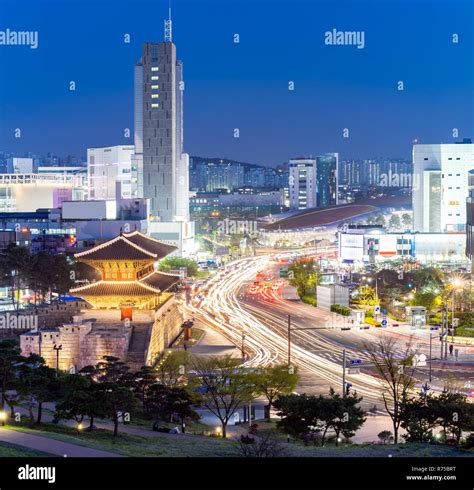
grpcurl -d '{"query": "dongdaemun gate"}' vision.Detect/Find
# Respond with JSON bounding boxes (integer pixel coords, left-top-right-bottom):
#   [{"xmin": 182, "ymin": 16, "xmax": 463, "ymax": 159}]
[{"xmin": 21, "ymin": 231, "xmax": 184, "ymax": 371}]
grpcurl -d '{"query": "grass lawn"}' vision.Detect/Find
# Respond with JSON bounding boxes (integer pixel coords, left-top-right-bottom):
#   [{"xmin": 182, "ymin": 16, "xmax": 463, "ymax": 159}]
[
  {"xmin": 288, "ymin": 442, "xmax": 472, "ymax": 457},
  {"xmin": 7, "ymin": 422, "xmax": 240, "ymax": 457},
  {"xmin": 0, "ymin": 441, "xmax": 52, "ymax": 457}
]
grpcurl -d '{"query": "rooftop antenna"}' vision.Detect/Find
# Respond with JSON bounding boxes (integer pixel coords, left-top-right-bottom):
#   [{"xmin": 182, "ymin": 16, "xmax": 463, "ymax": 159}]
[{"xmin": 164, "ymin": 0, "xmax": 172, "ymax": 42}]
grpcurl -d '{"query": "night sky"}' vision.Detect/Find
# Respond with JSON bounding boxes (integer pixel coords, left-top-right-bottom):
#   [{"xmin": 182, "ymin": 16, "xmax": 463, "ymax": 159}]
[{"xmin": 0, "ymin": 0, "xmax": 473, "ymax": 165}]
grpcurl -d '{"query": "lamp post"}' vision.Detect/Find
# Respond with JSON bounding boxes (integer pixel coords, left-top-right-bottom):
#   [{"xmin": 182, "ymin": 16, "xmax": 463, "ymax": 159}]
[{"xmin": 53, "ymin": 344, "xmax": 62, "ymax": 374}]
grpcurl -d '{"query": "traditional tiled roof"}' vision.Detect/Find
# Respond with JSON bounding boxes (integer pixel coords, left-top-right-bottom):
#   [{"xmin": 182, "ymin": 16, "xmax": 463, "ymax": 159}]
[
  {"xmin": 70, "ymin": 280, "xmax": 162, "ymax": 297},
  {"xmin": 74, "ymin": 231, "xmax": 176, "ymax": 262},
  {"xmin": 140, "ymin": 270, "xmax": 180, "ymax": 292},
  {"xmin": 123, "ymin": 231, "xmax": 177, "ymax": 257}
]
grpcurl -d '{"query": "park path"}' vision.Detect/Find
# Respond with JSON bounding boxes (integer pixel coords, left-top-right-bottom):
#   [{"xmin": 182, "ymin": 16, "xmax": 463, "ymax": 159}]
[{"xmin": 0, "ymin": 428, "xmax": 122, "ymax": 457}]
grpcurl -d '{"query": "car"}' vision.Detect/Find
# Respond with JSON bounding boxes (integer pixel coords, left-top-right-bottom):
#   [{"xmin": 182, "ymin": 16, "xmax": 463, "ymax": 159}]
[{"xmin": 152, "ymin": 424, "xmax": 172, "ymax": 433}]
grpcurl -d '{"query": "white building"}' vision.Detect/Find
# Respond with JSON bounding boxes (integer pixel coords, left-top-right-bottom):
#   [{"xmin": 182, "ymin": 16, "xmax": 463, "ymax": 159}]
[
  {"xmin": 289, "ymin": 158, "xmax": 317, "ymax": 211},
  {"xmin": 87, "ymin": 145, "xmax": 136, "ymax": 200},
  {"xmin": 6, "ymin": 157, "xmax": 34, "ymax": 174},
  {"xmin": 412, "ymin": 140, "xmax": 474, "ymax": 232},
  {"xmin": 338, "ymin": 228, "xmax": 467, "ymax": 264},
  {"xmin": 0, "ymin": 172, "xmax": 87, "ymax": 212}
]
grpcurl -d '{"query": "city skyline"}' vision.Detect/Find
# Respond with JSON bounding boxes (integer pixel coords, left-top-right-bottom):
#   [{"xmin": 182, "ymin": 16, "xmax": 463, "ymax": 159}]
[{"xmin": 0, "ymin": 0, "xmax": 473, "ymax": 165}]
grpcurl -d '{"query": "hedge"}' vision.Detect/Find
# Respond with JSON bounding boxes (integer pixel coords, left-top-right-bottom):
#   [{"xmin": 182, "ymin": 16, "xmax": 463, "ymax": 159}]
[{"xmin": 330, "ymin": 304, "xmax": 351, "ymax": 316}]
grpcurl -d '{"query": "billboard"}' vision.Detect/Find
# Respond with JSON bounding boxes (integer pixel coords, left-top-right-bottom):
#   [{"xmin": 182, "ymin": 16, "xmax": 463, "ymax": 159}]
[{"xmin": 378, "ymin": 235, "xmax": 397, "ymax": 256}]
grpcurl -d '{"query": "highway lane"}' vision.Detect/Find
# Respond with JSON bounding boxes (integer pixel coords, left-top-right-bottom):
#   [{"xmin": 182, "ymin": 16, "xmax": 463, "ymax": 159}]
[{"xmin": 187, "ymin": 256, "xmax": 387, "ymax": 406}]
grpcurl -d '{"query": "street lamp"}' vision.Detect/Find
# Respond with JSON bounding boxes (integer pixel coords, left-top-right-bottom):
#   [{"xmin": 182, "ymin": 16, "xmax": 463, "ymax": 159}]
[
  {"xmin": 450, "ymin": 278, "xmax": 465, "ymax": 337},
  {"xmin": 0, "ymin": 410, "xmax": 7, "ymax": 426},
  {"xmin": 53, "ymin": 344, "xmax": 63, "ymax": 374}
]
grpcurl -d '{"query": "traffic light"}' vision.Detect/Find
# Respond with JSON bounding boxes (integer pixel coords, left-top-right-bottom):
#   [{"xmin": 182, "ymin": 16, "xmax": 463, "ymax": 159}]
[{"xmin": 345, "ymin": 382, "xmax": 352, "ymax": 397}]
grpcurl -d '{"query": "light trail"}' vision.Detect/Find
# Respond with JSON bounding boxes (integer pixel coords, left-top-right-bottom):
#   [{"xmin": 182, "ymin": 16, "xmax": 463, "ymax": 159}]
[{"xmin": 187, "ymin": 255, "xmax": 386, "ymax": 405}]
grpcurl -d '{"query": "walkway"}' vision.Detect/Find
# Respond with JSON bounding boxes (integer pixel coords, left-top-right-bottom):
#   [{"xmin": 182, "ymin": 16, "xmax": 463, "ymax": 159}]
[{"xmin": 0, "ymin": 428, "xmax": 122, "ymax": 457}]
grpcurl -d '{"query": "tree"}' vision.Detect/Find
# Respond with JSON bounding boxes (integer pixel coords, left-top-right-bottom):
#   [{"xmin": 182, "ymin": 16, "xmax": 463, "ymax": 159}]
[
  {"xmin": 133, "ymin": 365, "xmax": 158, "ymax": 414},
  {"xmin": 100, "ymin": 383, "xmax": 138, "ymax": 436},
  {"xmin": 401, "ymin": 213, "xmax": 412, "ymax": 229},
  {"xmin": 253, "ymin": 364, "xmax": 299, "ymax": 420},
  {"xmin": 374, "ymin": 215, "xmax": 386, "ymax": 227},
  {"xmin": 431, "ymin": 389, "xmax": 474, "ymax": 443},
  {"xmin": 388, "ymin": 215, "xmax": 401, "ymax": 230},
  {"xmin": 16, "ymin": 356, "xmax": 59, "ymax": 425},
  {"xmin": 363, "ymin": 336, "xmax": 417, "ymax": 443},
  {"xmin": 377, "ymin": 430, "xmax": 394, "ymax": 444},
  {"xmin": 400, "ymin": 386, "xmax": 437, "ymax": 442},
  {"xmin": 351, "ymin": 285, "xmax": 377, "ymax": 309},
  {"xmin": 0, "ymin": 339, "xmax": 22, "ymax": 411},
  {"xmin": 158, "ymin": 257, "xmax": 198, "ymax": 277},
  {"xmin": 191, "ymin": 355, "xmax": 256, "ymax": 438},
  {"xmin": 148, "ymin": 385, "xmax": 199, "ymax": 427},
  {"xmin": 155, "ymin": 352, "xmax": 189, "ymax": 387},
  {"xmin": 288, "ymin": 258, "xmax": 320, "ymax": 298},
  {"xmin": 86, "ymin": 356, "xmax": 138, "ymax": 436},
  {"xmin": 410, "ymin": 290, "xmax": 442, "ymax": 311},
  {"xmin": 55, "ymin": 374, "xmax": 105, "ymax": 428},
  {"xmin": 274, "ymin": 390, "xmax": 366, "ymax": 445},
  {"xmin": 0, "ymin": 243, "xmax": 31, "ymax": 309},
  {"xmin": 274, "ymin": 393, "xmax": 321, "ymax": 438},
  {"xmin": 320, "ymin": 389, "xmax": 366, "ymax": 446}
]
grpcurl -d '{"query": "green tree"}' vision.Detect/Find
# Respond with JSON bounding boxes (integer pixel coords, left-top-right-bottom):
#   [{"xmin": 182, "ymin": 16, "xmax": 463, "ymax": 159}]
[
  {"xmin": 134, "ymin": 365, "xmax": 159, "ymax": 414},
  {"xmin": 400, "ymin": 386, "xmax": 437, "ymax": 442},
  {"xmin": 0, "ymin": 243, "xmax": 31, "ymax": 309},
  {"xmin": 16, "ymin": 357, "xmax": 59, "ymax": 425},
  {"xmin": 352, "ymin": 285, "xmax": 377, "ymax": 309},
  {"xmin": 190, "ymin": 355, "xmax": 256, "ymax": 438},
  {"xmin": 388, "ymin": 215, "xmax": 401, "ymax": 229},
  {"xmin": 320, "ymin": 389, "xmax": 366, "ymax": 446},
  {"xmin": 0, "ymin": 339, "xmax": 22, "ymax": 411},
  {"xmin": 401, "ymin": 213, "xmax": 412, "ymax": 228},
  {"xmin": 374, "ymin": 215, "xmax": 386, "ymax": 227},
  {"xmin": 274, "ymin": 393, "xmax": 321, "ymax": 438},
  {"xmin": 155, "ymin": 351, "xmax": 189, "ymax": 387},
  {"xmin": 431, "ymin": 389, "xmax": 474, "ymax": 443},
  {"xmin": 158, "ymin": 257, "xmax": 198, "ymax": 277},
  {"xmin": 253, "ymin": 364, "xmax": 299, "ymax": 420},
  {"xmin": 55, "ymin": 374, "xmax": 105, "ymax": 429},
  {"xmin": 288, "ymin": 258, "xmax": 320, "ymax": 298}
]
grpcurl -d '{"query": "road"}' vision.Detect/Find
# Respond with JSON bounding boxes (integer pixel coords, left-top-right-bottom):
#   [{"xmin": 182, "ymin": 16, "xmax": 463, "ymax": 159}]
[
  {"xmin": 186, "ymin": 254, "xmax": 474, "ymax": 407},
  {"xmin": 187, "ymin": 256, "xmax": 386, "ymax": 407}
]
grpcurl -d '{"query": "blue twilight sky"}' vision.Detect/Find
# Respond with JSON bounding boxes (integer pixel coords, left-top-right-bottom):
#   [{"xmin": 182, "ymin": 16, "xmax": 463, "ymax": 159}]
[{"xmin": 0, "ymin": 0, "xmax": 473, "ymax": 165}]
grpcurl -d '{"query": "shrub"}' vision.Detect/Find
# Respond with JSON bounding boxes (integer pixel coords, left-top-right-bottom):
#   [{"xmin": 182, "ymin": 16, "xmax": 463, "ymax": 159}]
[
  {"xmin": 301, "ymin": 295, "xmax": 317, "ymax": 307},
  {"xmin": 330, "ymin": 304, "xmax": 351, "ymax": 316}
]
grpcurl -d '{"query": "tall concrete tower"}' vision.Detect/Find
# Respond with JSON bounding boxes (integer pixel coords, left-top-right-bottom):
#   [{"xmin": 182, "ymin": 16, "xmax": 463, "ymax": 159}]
[
  {"xmin": 133, "ymin": 8, "xmax": 189, "ymax": 223},
  {"xmin": 132, "ymin": 8, "xmax": 193, "ymax": 255}
]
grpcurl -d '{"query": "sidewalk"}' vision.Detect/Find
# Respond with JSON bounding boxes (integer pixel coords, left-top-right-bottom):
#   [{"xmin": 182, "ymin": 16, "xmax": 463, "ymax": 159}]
[
  {"xmin": 0, "ymin": 428, "xmax": 122, "ymax": 457},
  {"xmin": 185, "ymin": 318, "xmax": 240, "ymax": 357}
]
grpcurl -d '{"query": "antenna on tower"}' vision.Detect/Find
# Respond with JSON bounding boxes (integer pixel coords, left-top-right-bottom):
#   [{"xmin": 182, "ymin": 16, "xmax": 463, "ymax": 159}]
[{"xmin": 164, "ymin": 0, "xmax": 172, "ymax": 42}]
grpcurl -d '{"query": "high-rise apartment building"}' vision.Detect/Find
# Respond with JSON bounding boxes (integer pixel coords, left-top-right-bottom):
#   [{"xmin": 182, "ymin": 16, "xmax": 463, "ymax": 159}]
[
  {"xmin": 316, "ymin": 153, "xmax": 338, "ymax": 207},
  {"xmin": 412, "ymin": 140, "xmax": 474, "ymax": 233},
  {"xmin": 288, "ymin": 158, "xmax": 317, "ymax": 210}
]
